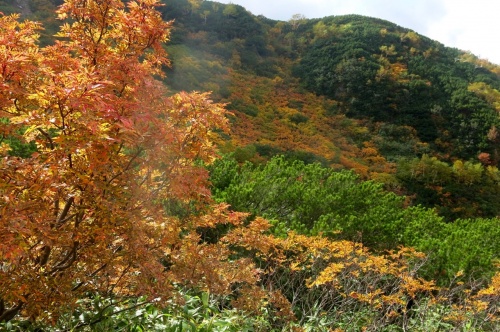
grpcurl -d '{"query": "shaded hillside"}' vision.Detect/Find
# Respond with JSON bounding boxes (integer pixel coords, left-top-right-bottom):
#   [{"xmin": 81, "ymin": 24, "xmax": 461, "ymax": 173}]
[
  {"xmin": 157, "ymin": 0, "xmax": 500, "ymax": 219},
  {"xmin": 157, "ymin": 1, "xmax": 499, "ymax": 157},
  {"xmin": 294, "ymin": 14, "xmax": 500, "ymax": 160},
  {"xmin": 1, "ymin": 0, "xmax": 62, "ymax": 44}
]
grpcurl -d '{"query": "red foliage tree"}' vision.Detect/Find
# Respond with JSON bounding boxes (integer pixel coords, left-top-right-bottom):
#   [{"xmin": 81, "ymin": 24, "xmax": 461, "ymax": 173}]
[{"xmin": 0, "ymin": 0, "xmax": 261, "ymax": 321}]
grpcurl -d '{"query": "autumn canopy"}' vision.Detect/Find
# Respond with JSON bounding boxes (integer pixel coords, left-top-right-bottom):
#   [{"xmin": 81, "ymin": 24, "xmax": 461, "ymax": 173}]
[{"xmin": 0, "ymin": 0, "xmax": 267, "ymax": 321}]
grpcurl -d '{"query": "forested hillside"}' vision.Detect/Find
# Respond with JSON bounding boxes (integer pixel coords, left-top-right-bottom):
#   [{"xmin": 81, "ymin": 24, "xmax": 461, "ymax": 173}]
[
  {"xmin": 1, "ymin": 0, "xmax": 500, "ymax": 330},
  {"xmin": 160, "ymin": 0, "xmax": 500, "ymax": 219}
]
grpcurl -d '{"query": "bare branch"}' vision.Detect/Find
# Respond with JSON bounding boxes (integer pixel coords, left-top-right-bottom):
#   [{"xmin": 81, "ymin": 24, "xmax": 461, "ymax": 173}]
[
  {"xmin": 38, "ymin": 245, "xmax": 51, "ymax": 266},
  {"xmin": 56, "ymin": 196, "xmax": 74, "ymax": 226},
  {"xmin": 0, "ymin": 301, "xmax": 23, "ymax": 323},
  {"xmin": 72, "ymin": 262, "xmax": 108, "ymax": 292},
  {"xmin": 37, "ymin": 128, "xmax": 55, "ymax": 150},
  {"xmin": 106, "ymin": 148, "xmax": 143, "ymax": 185},
  {"xmin": 47, "ymin": 241, "xmax": 79, "ymax": 276}
]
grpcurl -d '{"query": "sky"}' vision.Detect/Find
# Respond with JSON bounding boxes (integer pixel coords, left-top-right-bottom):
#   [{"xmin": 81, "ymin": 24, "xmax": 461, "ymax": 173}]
[{"xmin": 216, "ymin": 0, "xmax": 500, "ymax": 65}]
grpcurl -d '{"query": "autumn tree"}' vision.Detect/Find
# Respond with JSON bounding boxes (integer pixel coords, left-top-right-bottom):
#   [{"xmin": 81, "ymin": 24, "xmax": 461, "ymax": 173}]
[{"xmin": 0, "ymin": 0, "xmax": 263, "ymax": 323}]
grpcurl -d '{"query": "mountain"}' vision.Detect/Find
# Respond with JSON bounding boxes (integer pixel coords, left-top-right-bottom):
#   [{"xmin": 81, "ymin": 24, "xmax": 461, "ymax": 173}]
[
  {"xmin": 7, "ymin": 0, "xmax": 500, "ymax": 219},
  {"xmin": 3, "ymin": 2, "xmax": 500, "ymax": 328},
  {"xmin": 161, "ymin": 1, "xmax": 499, "ymax": 158},
  {"xmin": 159, "ymin": 0, "xmax": 500, "ymax": 219}
]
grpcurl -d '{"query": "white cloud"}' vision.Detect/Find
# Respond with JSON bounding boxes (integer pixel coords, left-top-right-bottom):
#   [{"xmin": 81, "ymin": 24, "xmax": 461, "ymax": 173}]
[{"xmin": 425, "ymin": 0, "xmax": 500, "ymax": 63}]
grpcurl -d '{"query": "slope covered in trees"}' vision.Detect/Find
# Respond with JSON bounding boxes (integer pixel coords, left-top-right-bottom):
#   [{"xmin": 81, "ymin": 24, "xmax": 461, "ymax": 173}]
[
  {"xmin": 1, "ymin": 0, "xmax": 500, "ymax": 330},
  {"xmin": 154, "ymin": 0, "xmax": 500, "ymax": 220}
]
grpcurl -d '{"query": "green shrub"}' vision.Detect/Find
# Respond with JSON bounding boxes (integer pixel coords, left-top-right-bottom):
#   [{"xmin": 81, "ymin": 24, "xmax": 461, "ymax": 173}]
[{"xmin": 209, "ymin": 155, "xmax": 500, "ymax": 281}]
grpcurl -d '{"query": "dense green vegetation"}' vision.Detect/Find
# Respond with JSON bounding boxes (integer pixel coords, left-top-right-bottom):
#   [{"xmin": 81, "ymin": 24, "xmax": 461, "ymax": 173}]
[
  {"xmin": 209, "ymin": 155, "xmax": 500, "ymax": 282},
  {"xmin": 3, "ymin": 0, "xmax": 500, "ymax": 330},
  {"xmin": 1, "ymin": 291, "xmax": 277, "ymax": 331},
  {"xmin": 397, "ymin": 155, "xmax": 500, "ymax": 219},
  {"xmin": 3, "ymin": 288, "xmax": 493, "ymax": 332},
  {"xmin": 294, "ymin": 15, "xmax": 500, "ymax": 159}
]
